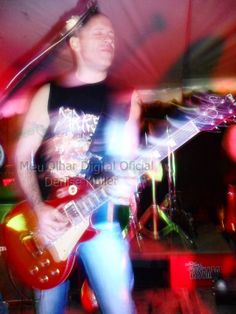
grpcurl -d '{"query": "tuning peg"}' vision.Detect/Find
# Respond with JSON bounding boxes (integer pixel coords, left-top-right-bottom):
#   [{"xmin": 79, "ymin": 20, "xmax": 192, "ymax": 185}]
[
  {"xmin": 212, "ymin": 127, "xmax": 222, "ymax": 133},
  {"xmin": 205, "ymin": 128, "xmax": 222, "ymax": 133},
  {"xmin": 220, "ymin": 123, "xmax": 229, "ymax": 128}
]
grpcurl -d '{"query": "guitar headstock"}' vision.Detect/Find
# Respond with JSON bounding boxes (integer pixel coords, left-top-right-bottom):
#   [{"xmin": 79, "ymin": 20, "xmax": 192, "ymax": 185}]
[
  {"xmin": 182, "ymin": 92, "xmax": 236, "ymax": 131},
  {"xmin": 76, "ymin": 0, "xmax": 98, "ymax": 15},
  {"xmin": 87, "ymin": 0, "xmax": 98, "ymax": 11},
  {"xmin": 65, "ymin": 0, "xmax": 98, "ymax": 34}
]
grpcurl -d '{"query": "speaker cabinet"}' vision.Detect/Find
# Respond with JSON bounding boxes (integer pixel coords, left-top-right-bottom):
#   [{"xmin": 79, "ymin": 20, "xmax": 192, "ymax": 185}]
[{"xmin": 0, "ymin": 223, "xmax": 35, "ymax": 310}]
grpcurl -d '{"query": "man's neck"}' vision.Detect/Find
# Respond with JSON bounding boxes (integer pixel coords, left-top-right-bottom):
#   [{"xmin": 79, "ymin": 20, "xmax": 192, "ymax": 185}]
[
  {"xmin": 60, "ymin": 67, "xmax": 108, "ymax": 87},
  {"xmin": 75, "ymin": 67, "xmax": 107, "ymax": 84}
]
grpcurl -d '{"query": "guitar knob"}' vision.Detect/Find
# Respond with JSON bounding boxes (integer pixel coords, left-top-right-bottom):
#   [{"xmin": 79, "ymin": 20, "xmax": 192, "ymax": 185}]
[
  {"xmin": 68, "ymin": 184, "xmax": 78, "ymax": 196},
  {"xmin": 29, "ymin": 265, "xmax": 39, "ymax": 275},
  {"xmin": 40, "ymin": 259, "xmax": 50, "ymax": 267},
  {"xmin": 50, "ymin": 268, "xmax": 60, "ymax": 276},
  {"xmin": 39, "ymin": 275, "xmax": 49, "ymax": 283},
  {"xmin": 35, "ymin": 249, "xmax": 44, "ymax": 256}
]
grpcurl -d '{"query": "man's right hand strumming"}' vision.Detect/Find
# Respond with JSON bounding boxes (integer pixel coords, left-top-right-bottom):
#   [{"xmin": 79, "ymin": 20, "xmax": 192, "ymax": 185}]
[{"xmin": 34, "ymin": 202, "xmax": 70, "ymax": 243}]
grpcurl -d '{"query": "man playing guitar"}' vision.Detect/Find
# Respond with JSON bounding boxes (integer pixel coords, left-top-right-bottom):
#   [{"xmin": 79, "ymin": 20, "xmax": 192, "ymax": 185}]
[{"xmin": 14, "ymin": 10, "xmax": 140, "ymax": 314}]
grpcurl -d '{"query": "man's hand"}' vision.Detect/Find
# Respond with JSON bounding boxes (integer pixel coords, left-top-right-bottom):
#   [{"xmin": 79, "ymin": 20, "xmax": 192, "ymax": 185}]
[{"xmin": 34, "ymin": 202, "xmax": 70, "ymax": 243}]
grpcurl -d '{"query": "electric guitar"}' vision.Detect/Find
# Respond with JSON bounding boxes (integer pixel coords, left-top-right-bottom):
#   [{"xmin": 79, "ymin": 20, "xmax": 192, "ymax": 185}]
[{"xmin": 3, "ymin": 92, "xmax": 236, "ymax": 290}]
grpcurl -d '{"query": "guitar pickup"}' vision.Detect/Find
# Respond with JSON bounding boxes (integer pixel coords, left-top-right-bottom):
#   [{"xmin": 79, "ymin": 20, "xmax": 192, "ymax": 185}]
[{"xmin": 21, "ymin": 234, "xmax": 43, "ymax": 258}]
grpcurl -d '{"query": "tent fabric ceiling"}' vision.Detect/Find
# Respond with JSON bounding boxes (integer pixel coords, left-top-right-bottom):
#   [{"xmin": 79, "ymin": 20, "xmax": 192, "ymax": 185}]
[{"xmin": 0, "ymin": 0, "xmax": 236, "ymax": 116}]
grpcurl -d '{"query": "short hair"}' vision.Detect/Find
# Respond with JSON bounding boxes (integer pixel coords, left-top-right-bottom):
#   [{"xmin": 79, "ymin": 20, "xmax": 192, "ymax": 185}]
[{"xmin": 80, "ymin": 8, "xmax": 101, "ymax": 27}]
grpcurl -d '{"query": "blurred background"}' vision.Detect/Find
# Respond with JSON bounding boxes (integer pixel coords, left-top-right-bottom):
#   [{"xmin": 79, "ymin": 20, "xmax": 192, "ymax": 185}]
[{"xmin": 1, "ymin": 1, "xmax": 236, "ymax": 312}]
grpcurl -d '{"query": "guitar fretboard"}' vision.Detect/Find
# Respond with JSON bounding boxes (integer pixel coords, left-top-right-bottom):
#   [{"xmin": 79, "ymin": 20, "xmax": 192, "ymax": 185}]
[
  {"xmin": 63, "ymin": 120, "xmax": 200, "ymax": 222},
  {"xmin": 134, "ymin": 120, "xmax": 200, "ymax": 177}
]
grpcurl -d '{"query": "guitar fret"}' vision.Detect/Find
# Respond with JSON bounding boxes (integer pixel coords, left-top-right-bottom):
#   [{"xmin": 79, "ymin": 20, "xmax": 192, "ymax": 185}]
[
  {"xmin": 93, "ymin": 192, "xmax": 100, "ymax": 201},
  {"xmin": 63, "ymin": 201, "xmax": 82, "ymax": 223},
  {"xmin": 81, "ymin": 200, "xmax": 90, "ymax": 215},
  {"xmin": 87, "ymin": 197, "xmax": 94, "ymax": 208},
  {"xmin": 74, "ymin": 201, "xmax": 83, "ymax": 214},
  {"xmin": 89, "ymin": 194, "xmax": 100, "ymax": 207},
  {"xmin": 67, "ymin": 200, "xmax": 91, "ymax": 222},
  {"xmin": 99, "ymin": 188, "xmax": 108, "ymax": 199},
  {"xmin": 92, "ymin": 189, "xmax": 106, "ymax": 205}
]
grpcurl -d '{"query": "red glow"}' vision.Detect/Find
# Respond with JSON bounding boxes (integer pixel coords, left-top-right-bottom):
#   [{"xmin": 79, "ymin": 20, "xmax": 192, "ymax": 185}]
[
  {"xmin": 224, "ymin": 184, "xmax": 236, "ymax": 233},
  {"xmin": 222, "ymin": 125, "xmax": 236, "ymax": 162},
  {"xmin": 170, "ymin": 253, "xmax": 235, "ymax": 289},
  {"xmin": 170, "ymin": 254, "xmax": 195, "ymax": 290},
  {"xmin": 0, "ymin": 94, "xmax": 29, "ymax": 117},
  {"xmin": 80, "ymin": 279, "xmax": 98, "ymax": 313},
  {"xmin": 2, "ymin": 178, "xmax": 14, "ymax": 187}
]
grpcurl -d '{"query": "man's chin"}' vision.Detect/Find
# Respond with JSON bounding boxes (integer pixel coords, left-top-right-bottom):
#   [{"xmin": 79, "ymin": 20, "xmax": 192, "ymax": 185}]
[{"xmin": 97, "ymin": 59, "xmax": 113, "ymax": 71}]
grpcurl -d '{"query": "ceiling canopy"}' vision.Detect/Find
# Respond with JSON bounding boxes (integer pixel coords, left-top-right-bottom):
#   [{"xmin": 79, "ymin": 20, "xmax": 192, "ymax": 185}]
[{"xmin": 0, "ymin": 0, "xmax": 236, "ymax": 116}]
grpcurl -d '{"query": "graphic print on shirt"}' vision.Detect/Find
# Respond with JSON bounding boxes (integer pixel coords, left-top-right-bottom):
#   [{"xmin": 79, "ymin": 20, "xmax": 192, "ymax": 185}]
[{"xmin": 45, "ymin": 106, "xmax": 99, "ymax": 180}]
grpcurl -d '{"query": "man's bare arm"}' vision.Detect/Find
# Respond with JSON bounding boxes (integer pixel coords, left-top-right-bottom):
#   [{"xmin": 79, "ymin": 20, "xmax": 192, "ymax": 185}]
[
  {"xmin": 15, "ymin": 84, "xmax": 50, "ymax": 210},
  {"xmin": 15, "ymin": 84, "xmax": 70, "ymax": 241}
]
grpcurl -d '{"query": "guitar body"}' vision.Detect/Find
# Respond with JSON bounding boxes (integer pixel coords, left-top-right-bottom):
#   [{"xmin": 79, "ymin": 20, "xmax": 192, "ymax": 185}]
[{"xmin": 3, "ymin": 178, "xmax": 97, "ymax": 290}]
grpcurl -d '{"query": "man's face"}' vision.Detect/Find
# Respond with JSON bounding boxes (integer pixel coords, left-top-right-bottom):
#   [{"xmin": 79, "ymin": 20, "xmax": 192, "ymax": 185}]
[{"xmin": 75, "ymin": 15, "xmax": 115, "ymax": 72}]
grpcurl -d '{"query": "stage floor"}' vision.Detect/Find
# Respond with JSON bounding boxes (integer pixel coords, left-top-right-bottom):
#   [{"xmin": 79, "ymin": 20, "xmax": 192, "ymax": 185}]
[{"xmin": 1, "ymin": 222, "xmax": 236, "ymax": 313}]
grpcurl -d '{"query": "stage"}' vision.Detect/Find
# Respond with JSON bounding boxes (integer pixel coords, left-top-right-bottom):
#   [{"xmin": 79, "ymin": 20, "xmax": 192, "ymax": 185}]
[{"xmin": 1, "ymin": 219, "xmax": 236, "ymax": 313}]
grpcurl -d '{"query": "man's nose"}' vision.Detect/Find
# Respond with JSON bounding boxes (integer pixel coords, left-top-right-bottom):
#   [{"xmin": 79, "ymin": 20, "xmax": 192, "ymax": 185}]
[{"xmin": 104, "ymin": 34, "xmax": 114, "ymax": 44}]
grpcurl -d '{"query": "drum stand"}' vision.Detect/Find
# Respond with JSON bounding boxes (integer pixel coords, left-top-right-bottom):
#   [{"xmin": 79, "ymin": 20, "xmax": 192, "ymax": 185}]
[{"xmin": 138, "ymin": 139, "xmax": 195, "ymax": 247}]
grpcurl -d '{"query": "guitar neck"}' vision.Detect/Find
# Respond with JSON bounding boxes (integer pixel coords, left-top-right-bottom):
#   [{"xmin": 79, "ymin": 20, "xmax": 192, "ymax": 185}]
[
  {"xmin": 134, "ymin": 119, "xmax": 200, "ymax": 177},
  {"xmin": 63, "ymin": 120, "xmax": 200, "ymax": 223}
]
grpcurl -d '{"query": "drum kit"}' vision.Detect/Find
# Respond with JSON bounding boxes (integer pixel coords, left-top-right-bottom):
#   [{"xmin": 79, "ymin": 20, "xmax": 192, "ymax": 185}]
[{"xmin": 123, "ymin": 136, "xmax": 197, "ymax": 249}]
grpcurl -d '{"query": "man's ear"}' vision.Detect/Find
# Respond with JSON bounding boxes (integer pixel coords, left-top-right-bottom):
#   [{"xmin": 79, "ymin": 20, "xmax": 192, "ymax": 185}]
[{"xmin": 69, "ymin": 36, "xmax": 80, "ymax": 52}]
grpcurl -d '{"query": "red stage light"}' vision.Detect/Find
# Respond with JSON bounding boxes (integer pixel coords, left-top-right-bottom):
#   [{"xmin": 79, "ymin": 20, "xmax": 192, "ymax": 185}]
[
  {"xmin": 2, "ymin": 178, "xmax": 14, "ymax": 187},
  {"xmin": 222, "ymin": 125, "xmax": 236, "ymax": 162},
  {"xmin": 80, "ymin": 279, "xmax": 99, "ymax": 313}
]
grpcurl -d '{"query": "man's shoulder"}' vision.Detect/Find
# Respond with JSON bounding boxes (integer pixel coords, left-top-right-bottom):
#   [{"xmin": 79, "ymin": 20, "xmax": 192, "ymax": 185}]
[
  {"xmin": 28, "ymin": 83, "xmax": 51, "ymax": 115},
  {"xmin": 34, "ymin": 83, "xmax": 50, "ymax": 96}
]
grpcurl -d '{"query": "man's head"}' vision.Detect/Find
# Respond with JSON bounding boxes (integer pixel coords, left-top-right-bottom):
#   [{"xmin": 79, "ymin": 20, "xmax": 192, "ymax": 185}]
[{"xmin": 69, "ymin": 13, "xmax": 115, "ymax": 74}]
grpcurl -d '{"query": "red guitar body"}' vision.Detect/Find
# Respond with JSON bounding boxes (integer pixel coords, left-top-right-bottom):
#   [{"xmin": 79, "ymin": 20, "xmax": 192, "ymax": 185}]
[{"xmin": 2, "ymin": 178, "xmax": 97, "ymax": 290}]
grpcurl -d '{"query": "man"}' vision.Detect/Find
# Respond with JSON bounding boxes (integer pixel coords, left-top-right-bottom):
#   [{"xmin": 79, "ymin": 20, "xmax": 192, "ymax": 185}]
[{"xmin": 15, "ymin": 12, "xmax": 140, "ymax": 314}]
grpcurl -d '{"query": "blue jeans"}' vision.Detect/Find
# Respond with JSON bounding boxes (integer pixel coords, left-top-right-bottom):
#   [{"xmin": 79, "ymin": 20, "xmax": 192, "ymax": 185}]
[{"xmin": 35, "ymin": 223, "xmax": 135, "ymax": 314}]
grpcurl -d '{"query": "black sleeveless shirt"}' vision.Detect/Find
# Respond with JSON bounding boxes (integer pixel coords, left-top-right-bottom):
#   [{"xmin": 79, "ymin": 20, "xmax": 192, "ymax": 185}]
[{"xmin": 36, "ymin": 80, "xmax": 132, "ymax": 225}]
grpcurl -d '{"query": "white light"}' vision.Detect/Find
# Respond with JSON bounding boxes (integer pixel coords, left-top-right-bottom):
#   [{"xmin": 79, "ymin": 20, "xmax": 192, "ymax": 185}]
[
  {"xmin": 167, "ymin": 139, "xmax": 176, "ymax": 147},
  {"xmin": 216, "ymin": 280, "xmax": 227, "ymax": 292},
  {"xmin": 152, "ymin": 150, "xmax": 161, "ymax": 158}
]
